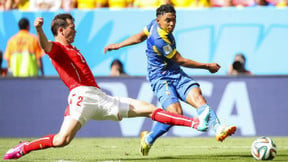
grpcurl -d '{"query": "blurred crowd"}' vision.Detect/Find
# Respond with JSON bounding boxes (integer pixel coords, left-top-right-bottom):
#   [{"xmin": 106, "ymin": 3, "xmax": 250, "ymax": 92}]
[{"xmin": 0, "ymin": 0, "xmax": 287, "ymax": 11}]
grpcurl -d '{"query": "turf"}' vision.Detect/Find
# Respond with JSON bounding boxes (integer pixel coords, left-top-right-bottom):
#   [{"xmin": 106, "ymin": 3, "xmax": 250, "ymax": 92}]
[{"xmin": 0, "ymin": 137, "xmax": 287, "ymax": 161}]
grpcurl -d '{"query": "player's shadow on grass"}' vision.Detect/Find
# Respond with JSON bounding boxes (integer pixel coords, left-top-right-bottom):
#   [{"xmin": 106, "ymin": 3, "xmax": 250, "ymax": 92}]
[{"xmin": 118, "ymin": 154, "xmax": 253, "ymax": 161}]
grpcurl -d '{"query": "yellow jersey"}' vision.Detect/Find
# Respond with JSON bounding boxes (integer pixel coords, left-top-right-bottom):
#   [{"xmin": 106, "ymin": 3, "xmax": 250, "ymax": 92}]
[{"xmin": 4, "ymin": 30, "xmax": 43, "ymax": 77}]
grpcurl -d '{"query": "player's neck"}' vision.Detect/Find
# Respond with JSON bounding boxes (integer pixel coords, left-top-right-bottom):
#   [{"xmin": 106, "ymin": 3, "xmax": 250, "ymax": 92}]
[{"xmin": 55, "ymin": 37, "xmax": 70, "ymax": 46}]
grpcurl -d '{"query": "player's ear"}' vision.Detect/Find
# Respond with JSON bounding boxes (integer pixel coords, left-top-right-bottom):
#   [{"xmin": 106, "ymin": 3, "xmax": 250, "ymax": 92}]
[{"xmin": 58, "ymin": 27, "xmax": 64, "ymax": 36}]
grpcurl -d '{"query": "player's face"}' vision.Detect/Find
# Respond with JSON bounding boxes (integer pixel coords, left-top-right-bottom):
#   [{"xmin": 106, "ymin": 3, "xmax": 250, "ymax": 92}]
[
  {"xmin": 63, "ymin": 19, "xmax": 76, "ymax": 43},
  {"xmin": 157, "ymin": 12, "xmax": 176, "ymax": 33}
]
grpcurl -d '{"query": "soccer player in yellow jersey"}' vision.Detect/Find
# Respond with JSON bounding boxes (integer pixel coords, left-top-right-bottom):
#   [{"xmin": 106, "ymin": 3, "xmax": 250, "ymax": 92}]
[
  {"xmin": 4, "ymin": 18, "xmax": 44, "ymax": 77},
  {"xmin": 105, "ymin": 4, "xmax": 236, "ymax": 156}
]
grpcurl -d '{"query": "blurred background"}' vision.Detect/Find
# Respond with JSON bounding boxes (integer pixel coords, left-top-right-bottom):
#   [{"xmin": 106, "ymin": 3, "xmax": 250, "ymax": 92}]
[{"xmin": 0, "ymin": 0, "xmax": 288, "ymax": 76}]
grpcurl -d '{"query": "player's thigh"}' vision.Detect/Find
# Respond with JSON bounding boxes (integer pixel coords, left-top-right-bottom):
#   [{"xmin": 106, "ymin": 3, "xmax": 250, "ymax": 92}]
[
  {"xmin": 151, "ymin": 79, "xmax": 179, "ymax": 109},
  {"xmin": 127, "ymin": 98, "xmax": 156, "ymax": 117},
  {"xmin": 176, "ymin": 74, "xmax": 205, "ymax": 107},
  {"xmin": 68, "ymin": 86, "xmax": 129, "ymax": 122},
  {"xmin": 85, "ymin": 93, "xmax": 131, "ymax": 121}
]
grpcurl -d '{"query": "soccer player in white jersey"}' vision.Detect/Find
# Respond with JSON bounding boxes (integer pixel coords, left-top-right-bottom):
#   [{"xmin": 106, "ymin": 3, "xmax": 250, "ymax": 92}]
[{"xmin": 3, "ymin": 13, "xmax": 210, "ymax": 160}]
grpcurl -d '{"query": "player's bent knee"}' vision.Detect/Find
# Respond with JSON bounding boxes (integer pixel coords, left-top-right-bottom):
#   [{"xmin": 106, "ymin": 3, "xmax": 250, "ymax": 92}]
[{"xmin": 53, "ymin": 134, "xmax": 73, "ymax": 147}]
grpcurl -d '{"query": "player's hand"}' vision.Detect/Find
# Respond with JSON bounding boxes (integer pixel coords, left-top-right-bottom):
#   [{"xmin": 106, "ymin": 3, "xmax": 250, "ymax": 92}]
[
  {"xmin": 104, "ymin": 44, "xmax": 120, "ymax": 54},
  {"xmin": 207, "ymin": 63, "xmax": 221, "ymax": 73},
  {"xmin": 34, "ymin": 17, "xmax": 44, "ymax": 30}
]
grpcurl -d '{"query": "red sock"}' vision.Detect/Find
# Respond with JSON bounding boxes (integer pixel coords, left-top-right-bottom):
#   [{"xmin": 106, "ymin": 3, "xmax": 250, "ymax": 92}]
[
  {"xmin": 151, "ymin": 108, "xmax": 199, "ymax": 129},
  {"xmin": 23, "ymin": 134, "xmax": 55, "ymax": 154}
]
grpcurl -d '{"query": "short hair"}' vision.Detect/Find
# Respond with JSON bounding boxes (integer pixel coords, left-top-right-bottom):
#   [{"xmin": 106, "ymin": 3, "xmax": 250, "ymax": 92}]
[
  {"xmin": 156, "ymin": 4, "xmax": 176, "ymax": 17},
  {"xmin": 51, "ymin": 13, "xmax": 74, "ymax": 36},
  {"xmin": 110, "ymin": 59, "xmax": 125, "ymax": 74},
  {"xmin": 235, "ymin": 53, "xmax": 246, "ymax": 63},
  {"xmin": 18, "ymin": 18, "xmax": 29, "ymax": 30}
]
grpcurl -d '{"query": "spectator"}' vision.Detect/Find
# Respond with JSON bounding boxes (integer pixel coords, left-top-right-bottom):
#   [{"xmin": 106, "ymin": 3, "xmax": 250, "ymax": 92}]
[
  {"xmin": 210, "ymin": 0, "xmax": 233, "ymax": 7},
  {"xmin": 61, "ymin": 0, "xmax": 76, "ymax": 11},
  {"xmin": 1, "ymin": 0, "xmax": 17, "ymax": 10},
  {"xmin": 109, "ymin": 59, "xmax": 128, "ymax": 76},
  {"xmin": 170, "ymin": 0, "xmax": 192, "ymax": 8},
  {"xmin": 96, "ymin": 0, "xmax": 108, "ymax": 7},
  {"xmin": 273, "ymin": 0, "xmax": 288, "ymax": 7},
  {"xmin": 190, "ymin": 0, "xmax": 210, "ymax": 8},
  {"xmin": 14, "ymin": 0, "xmax": 30, "ymax": 11},
  {"xmin": 0, "ymin": 0, "xmax": 5, "ymax": 10},
  {"xmin": 171, "ymin": 0, "xmax": 210, "ymax": 8},
  {"xmin": 74, "ymin": 0, "xmax": 107, "ymax": 9},
  {"xmin": 4, "ymin": 18, "xmax": 44, "ymax": 77},
  {"xmin": 108, "ymin": 0, "xmax": 133, "ymax": 8},
  {"xmin": 0, "ymin": 50, "xmax": 7, "ymax": 76},
  {"xmin": 228, "ymin": 53, "xmax": 252, "ymax": 75},
  {"xmin": 233, "ymin": 0, "xmax": 255, "ymax": 7},
  {"xmin": 254, "ymin": 0, "xmax": 271, "ymax": 6},
  {"xmin": 0, "ymin": 50, "xmax": 3, "ymax": 75},
  {"xmin": 133, "ymin": 0, "xmax": 169, "ymax": 8},
  {"xmin": 30, "ymin": 0, "xmax": 61, "ymax": 11}
]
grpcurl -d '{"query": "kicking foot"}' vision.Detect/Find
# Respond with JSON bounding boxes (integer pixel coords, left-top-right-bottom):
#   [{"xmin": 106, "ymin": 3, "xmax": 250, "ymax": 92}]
[
  {"xmin": 216, "ymin": 125, "xmax": 237, "ymax": 142},
  {"xmin": 140, "ymin": 131, "xmax": 152, "ymax": 156},
  {"xmin": 196, "ymin": 107, "xmax": 210, "ymax": 131},
  {"xmin": 3, "ymin": 141, "xmax": 28, "ymax": 160}
]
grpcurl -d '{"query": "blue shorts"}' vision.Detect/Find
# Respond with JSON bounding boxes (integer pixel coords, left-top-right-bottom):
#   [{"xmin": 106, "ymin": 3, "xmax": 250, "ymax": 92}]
[{"xmin": 150, "ymin": 72, "xmax": 199, "ymax": 109}]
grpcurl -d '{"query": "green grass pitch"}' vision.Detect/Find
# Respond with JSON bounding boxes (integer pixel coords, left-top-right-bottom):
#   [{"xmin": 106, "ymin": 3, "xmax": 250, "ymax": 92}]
[{"xmin": 0, "ymin": 137, "xmax": 287, "ymax": 161}]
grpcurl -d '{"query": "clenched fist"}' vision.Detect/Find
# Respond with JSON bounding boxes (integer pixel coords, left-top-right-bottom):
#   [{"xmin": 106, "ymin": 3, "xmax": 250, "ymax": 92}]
[
  {"xmin": 207, "ymin": 63, "xmax": 221, "ymax": 73},
  {"xmin": 34, "ymin": 17, "xmax": 43, "ymax": 30}
]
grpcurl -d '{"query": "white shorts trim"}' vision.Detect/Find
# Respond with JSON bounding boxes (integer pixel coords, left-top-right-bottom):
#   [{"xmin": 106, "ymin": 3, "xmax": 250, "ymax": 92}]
[{"xmin": 67, "ymin": 86, "xmax": 130, "ymax": 126}]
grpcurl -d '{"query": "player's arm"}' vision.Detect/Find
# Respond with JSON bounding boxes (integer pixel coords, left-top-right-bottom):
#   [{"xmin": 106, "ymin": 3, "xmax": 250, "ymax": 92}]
[
  {"xmin": 104, "ymin": 31, "xmax": 147, "ymax": 54},
  {"xmin": 34, "ymin": 17, "xmax": 53, "ymax": 53},
  {"xmin": 37, "ymin": 57, "xmax": 44, "ymax": 76},
  {"xmin": 172, "ymin": 51, "xmax": 221, "ymax": 73}
]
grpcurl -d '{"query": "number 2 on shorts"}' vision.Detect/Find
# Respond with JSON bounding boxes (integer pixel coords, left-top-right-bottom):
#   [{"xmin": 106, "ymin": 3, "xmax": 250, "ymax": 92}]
[{"xmin": 76, "ymin": 96, "xmax": 83, "ymax": 106}]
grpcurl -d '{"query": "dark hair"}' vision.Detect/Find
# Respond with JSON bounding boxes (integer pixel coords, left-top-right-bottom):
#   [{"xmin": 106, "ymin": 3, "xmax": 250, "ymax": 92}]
[
  {"xmin": 233, "ymin": 53, "xmax": 246, "ymax": 71},
  {"xmin": 110, "ymin": 59, "xmax": 125, "ymax": 74},
  {"xmin": 156, "ymin": 4, "xmax": 176, "ymax": 17},
  {"xmin": 18, "ymin": 18, "xmax": 29, "ymax": 30},
  {"xmin": 235, "ymin": 53, "xmax": 246, "ymax": 63},
  {"xmin": 51, "ymin": 13, "xmax": 74, "ymax": 36}
]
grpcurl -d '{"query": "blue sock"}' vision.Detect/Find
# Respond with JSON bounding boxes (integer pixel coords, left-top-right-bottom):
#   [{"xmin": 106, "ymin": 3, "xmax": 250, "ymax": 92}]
[
  {"xmin": 196, "ymin": 104, "xmax": 208, "ymax": 114},
  {"xmin": 146, "ymin": 122, "xmax": 172, "ymax": 145},
  {"xmin": 197, "ymin": 104, "xmax": 220, "ymax": 132}
]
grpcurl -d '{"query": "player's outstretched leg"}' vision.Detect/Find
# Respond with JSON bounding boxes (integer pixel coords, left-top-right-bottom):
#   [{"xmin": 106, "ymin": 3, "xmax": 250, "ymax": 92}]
[
  {"xmin": 140, "ymin": 131, "xmax": 152, "ymax": 156},
  {"xmin": 209, "ymin": 107, "xmax": 237, "ymax": 142},
  {"xmin": 198, "ymin": 104, "xmax": 237, "ymax": 142},
  {"xmin": 140, "ymin": 108, "xmax": 208, "ymax": 156},
  {"xmin": 151, "ymin": 108, "xmax": 205, "ymax": 130},
  {"xmin": 196, "ymin": 105, "xmax": 210, "ymax": 131},
  {"xmin": 3, "ymin": 134, "xmax": 55, "ymax": 160},
  {"xmin": 139, "ymin": 123, "xmax": 171, "ymax": 156},
  {"xmin": 3, "ymin": 141, "xmax": 29, "ymax": 160},
  {"xmin": 216, "ymin": 125, "xmax": 237, "ymax": 142}
]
